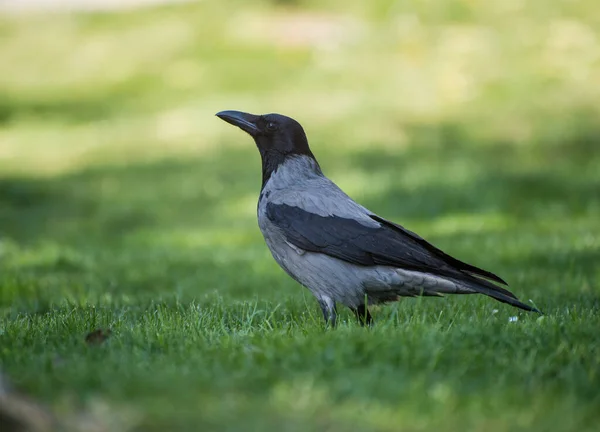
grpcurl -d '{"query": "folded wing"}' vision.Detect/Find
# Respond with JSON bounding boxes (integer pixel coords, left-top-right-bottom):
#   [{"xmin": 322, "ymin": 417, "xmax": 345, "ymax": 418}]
[{"xmin": 266, "ymin": 202, "xmax": 539, "ymax": 312}]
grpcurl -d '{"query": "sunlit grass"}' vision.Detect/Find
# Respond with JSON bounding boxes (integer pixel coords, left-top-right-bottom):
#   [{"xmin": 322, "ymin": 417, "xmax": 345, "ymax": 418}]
[{"xmin": 1, "ymin": 1, "xmax": 599, "ymax": 174}]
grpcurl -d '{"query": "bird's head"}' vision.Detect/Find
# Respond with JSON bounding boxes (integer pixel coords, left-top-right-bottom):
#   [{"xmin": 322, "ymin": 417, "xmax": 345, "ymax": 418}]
[{"xmin": 216, "ymin": 110, "xmax": 313, "ymax": 158}]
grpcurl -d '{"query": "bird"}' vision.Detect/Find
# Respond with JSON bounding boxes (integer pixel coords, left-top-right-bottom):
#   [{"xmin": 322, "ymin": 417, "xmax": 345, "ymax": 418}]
[{"xmin": 216, "ymin": 110, "xmax": 541, "ymax": 326}]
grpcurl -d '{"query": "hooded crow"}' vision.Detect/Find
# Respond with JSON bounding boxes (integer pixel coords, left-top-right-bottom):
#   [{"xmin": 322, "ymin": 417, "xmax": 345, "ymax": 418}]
[{"xmin": 216, "ymin": 110, "xmax": 540, "ymax": 326}]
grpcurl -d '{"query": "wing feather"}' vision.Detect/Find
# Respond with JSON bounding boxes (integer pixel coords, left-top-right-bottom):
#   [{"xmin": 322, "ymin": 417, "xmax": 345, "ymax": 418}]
[{"xmin": 266, "ymin": 202, "xmax": 515, "ymax": 297}]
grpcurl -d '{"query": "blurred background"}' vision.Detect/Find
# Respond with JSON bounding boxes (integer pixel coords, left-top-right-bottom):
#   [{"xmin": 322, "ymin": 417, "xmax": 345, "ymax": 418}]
[
  {"xmin": 1, "ymin": 0, "xmax": 598, "ymax": 303},
  {"xmin": 1, "ymin": 0, "xmax": 599, "ymax": 430}
]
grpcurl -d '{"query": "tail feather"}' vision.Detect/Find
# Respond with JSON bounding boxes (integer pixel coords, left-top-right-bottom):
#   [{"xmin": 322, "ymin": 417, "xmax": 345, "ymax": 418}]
[
  {"xmin": 365, "ymin": 270, "xmax": 541, "ymax": 313},
  {"xmin": 456, "ymin": 276, "xmax": 541, "ymax": 313},
  {"xmin": 477, "ymin": 288, "xmax": 540, "ymax": 313}
]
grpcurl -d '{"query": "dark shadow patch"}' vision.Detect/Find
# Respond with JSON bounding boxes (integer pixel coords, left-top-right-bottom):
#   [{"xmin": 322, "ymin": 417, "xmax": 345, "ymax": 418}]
[
  {"xmin": 344, "ymin": 123, "xmax": 600, "ymax": 221},
  {"xmin": 0, "ymin": 147, "xmax": 261, "ymax": 246},
  {"xmin": 1, "ymin": 120, "xmax": 598, "ymax": 315}
]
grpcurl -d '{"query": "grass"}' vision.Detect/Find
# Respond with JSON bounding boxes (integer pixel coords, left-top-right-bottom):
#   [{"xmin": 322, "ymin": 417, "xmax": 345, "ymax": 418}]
[{"xmin": 1, "ymin": 0, "xmax": 599, "ymax": 430}]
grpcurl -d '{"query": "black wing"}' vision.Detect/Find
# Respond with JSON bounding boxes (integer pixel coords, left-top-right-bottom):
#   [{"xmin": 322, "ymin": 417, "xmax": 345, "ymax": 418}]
[
  {"xmin": 266, "ymin": 203, "xmax": 516, "ymax": 296},
  {"xmin": 369, "ymin": 214, "xmax": 509, "ymax": 285},
  {"xmin": 266, "ymin": 203, "xmax": 543, "ymax": 313}
]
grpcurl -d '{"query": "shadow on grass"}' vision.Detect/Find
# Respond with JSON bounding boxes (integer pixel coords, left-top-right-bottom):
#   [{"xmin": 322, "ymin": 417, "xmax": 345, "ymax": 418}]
[
  {"xmin": 2, "ymin": 123, "xmax": 598, "ymax": 242},
  {"xmin": 343, "ymin": 122, "xmax": 600, "ymax": 220},
  {"xmin": 1, "ymin": 121, "xmax": 599, "ymax": 312},
  {"xmin": 0, "ymin": 147, "xmax": 262, "ymax": 245}
]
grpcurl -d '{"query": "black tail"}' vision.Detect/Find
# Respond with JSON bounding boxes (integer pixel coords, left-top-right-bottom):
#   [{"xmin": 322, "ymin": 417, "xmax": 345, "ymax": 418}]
[{"xmin": 457, "ymin": 275, "xmax": 541, "ymax": 313}]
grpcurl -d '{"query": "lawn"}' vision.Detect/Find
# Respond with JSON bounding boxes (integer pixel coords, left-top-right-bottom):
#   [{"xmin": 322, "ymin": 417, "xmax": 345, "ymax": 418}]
[{"xmin": 1, "ymin": 1, "xmax": 599, "ymax": 431}]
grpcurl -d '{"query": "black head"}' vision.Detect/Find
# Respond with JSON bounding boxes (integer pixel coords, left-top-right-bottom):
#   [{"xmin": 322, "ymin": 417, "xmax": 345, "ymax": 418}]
[
  {"xmin": 216, "ymin": 110, "xmax": 318, "ymax": 187},
  {"xmin": 216, "ymin": 110, "xmax": 313, "ymax": 156}
]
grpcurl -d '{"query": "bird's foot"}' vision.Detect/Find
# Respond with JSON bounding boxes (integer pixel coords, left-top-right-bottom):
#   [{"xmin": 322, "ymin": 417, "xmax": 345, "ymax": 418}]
[{"xmin": 318, "ymin": 297, "xmax": 337, "ymax": 328}]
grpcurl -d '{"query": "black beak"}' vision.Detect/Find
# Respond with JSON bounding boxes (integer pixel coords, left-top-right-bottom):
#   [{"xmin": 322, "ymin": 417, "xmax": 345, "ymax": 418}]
[{"xmin": 216, "ymin": 110, "xmax": 260, "ymax": 135}]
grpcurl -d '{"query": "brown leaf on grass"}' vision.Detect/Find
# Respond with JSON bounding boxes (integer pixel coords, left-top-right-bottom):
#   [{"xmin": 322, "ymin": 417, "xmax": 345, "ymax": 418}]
[{"xmin": 85, "ymin": 329, "xmax": 112, "ymax": 345}]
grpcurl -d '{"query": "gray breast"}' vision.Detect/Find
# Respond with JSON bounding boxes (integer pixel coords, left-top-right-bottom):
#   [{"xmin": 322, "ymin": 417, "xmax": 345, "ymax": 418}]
[{"xmin": 255, "ymin": 156, "xmax": 375, "ymax": 305}]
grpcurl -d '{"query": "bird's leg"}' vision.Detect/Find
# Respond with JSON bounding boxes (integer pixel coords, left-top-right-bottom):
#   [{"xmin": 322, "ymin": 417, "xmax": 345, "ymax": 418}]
[
  {"xmin": 318, "ymin": 297, "xmax": 337, "ymax": 328},
  {"xmin": 351, "ymin": 304, "xmax": 373, "ymax": 327}
]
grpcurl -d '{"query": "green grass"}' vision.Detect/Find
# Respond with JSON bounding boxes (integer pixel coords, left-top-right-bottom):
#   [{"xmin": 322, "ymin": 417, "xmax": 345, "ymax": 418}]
[{"xmin": 1, "ymin": 1, "xmax": 599, "ymax": 430}]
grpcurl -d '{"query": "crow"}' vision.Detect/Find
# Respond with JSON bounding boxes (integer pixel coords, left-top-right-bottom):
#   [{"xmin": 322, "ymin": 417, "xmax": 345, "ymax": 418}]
[{"xmin": 216, "ymin": 110, "xmax": 540, "ymax": 326}]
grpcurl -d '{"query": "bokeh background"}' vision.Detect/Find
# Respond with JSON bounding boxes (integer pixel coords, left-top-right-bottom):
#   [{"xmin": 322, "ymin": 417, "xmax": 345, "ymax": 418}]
[{"xmin": 1, "ymin": 0, "xmax": 599, "ymax": 431}]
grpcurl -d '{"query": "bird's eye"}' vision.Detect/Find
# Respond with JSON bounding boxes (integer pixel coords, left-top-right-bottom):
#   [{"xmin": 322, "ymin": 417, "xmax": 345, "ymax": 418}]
[{"xmin": 266, "ymin": 122, "xmax": 278, "ymax": 132}]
